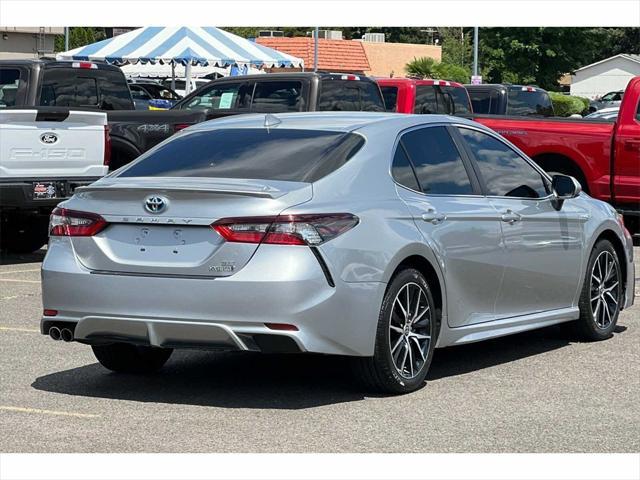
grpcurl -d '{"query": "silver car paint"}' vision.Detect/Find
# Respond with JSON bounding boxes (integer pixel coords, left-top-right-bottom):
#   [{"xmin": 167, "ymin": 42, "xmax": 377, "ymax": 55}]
[{"xmin": 41, "ymin": 112, "xmax": 635, "ymax": 356}]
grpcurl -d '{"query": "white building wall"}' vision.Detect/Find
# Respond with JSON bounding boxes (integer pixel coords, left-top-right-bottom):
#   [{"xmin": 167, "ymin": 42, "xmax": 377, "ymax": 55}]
[{"xmin": 570, "ymin": 57, "xmax": 640, "ymax": 99}]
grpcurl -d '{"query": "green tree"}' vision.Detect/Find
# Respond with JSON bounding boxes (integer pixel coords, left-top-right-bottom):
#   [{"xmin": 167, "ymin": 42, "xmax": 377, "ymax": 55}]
[
  {"xmin": 54, "ymin": 27, "xmax": 107, "ymax": 52},
  {"xmin": 406, "ymin": 57, "xmax": 469, "ymax": 83}
]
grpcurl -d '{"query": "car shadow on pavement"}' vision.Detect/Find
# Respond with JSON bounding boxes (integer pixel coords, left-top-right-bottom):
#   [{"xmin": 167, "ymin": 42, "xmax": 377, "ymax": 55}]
[
  {"xmin": 28, "ymin": 323, "xmax": 605, "ymax": 409},
  {"xmin": 0, "ymin": 248, "xmax": 46, "ymax": 266}
]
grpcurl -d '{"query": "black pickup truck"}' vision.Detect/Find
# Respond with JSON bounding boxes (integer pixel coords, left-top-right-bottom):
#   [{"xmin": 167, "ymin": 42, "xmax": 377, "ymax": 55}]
[
  {"xmin": 464, "ymin": 84, "xmax": 555, "ymax": 117},
  {"xmin": 0, "ymin": 59, "xmax": 207, "ymax": 170}
]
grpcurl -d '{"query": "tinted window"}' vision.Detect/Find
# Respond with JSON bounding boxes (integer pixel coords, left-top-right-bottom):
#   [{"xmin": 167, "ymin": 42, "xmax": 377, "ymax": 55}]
[
  {"xmin": 0, "ymin": 68, "xmax": 22, "ymax": 108},
  {"xmin": 140, "ymin": 84, "xmax": 180, "ymax": 100},
  {"xmin": 119, "ymin": 129, "xmax": 365, "ymax": 183},
  {"xmin": 39, "ymin": 68, "xmax": 132, "ymax": 110},
  {"xmin": 317, "ymin": 80, "xmax": 385, "ymax": 112},
  {"xmin": 179, "ymin": 82, "xmax": 252, "ymax": 111},
  {"xmin": 458, "ymin": 128, "xmax": 550, "ymax": 198},
  {"xmin": 129, "ymin": 85, "xmax": 151, "ymax": 100},
  {"xmin": 400, "ymin": 126, "xmax": 473, "ymax": 195},
  {"xmin": 507, "ymin": 88, "xmax": 554, "ymax": 116},
  {"xmin": 251, "ymin": 81, "xmax": 304, "ymax": 112},
  {"xmin": 391, "ymin": 145, "xmax": 420, "ymax": 191},
  {"xmin": 468, "ymin": 89, "xmax": 500, "ymax": 114},
  {"xmin": 414, "ymin": 85, "xmax": 471, "ymax": 115},
  {"xmin": 381, "ymin": 86, "xmax": 398, "ymax": 112}
]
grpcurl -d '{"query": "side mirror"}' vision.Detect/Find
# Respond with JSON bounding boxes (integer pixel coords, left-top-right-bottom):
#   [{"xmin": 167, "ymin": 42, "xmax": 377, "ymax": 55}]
[{"xmin": 551, "ymin": 174, "xmax": 581, "ymax": 209}]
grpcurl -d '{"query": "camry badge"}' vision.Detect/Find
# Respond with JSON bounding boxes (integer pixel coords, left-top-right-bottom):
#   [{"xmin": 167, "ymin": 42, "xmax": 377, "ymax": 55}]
[{"xmin": 144, "ymin": 195, "xmax": 168, "ymax": 214}]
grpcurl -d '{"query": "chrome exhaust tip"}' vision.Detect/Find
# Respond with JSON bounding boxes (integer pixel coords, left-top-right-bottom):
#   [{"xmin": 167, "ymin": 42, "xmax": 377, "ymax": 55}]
[
  {"xmin": 49, "ymin": 326, "xmax": 61, "ymax": 341},
  {"xmin": 60, "ymin": 328, "xmax": 73, "ymax": 342}
]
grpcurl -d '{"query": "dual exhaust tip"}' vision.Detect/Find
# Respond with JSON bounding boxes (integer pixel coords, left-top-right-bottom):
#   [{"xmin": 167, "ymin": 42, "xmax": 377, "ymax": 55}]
[{"xmin": 49, "ymin": 326, "xmax": 74, "ymax": 342}]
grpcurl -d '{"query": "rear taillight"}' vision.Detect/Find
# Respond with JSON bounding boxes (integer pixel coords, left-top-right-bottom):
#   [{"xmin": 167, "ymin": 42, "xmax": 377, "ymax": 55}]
[
  {"xmin": 49, "ymin": 208, "xmax": 107, "ymax": 237},
  {"xmin": 103, "ymin": 125, "xmax": 111, "ymax": 167},
  {"xmin": 212, "ymin": 214, "xmax": 359, "ymax": 246}
]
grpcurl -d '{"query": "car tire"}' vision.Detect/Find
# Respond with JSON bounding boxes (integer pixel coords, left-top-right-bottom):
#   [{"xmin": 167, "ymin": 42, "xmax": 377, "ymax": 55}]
[
  {"xmin": 354, "ymin": 268, "xmax": 437, "ymax": 394},
  {"xmin": 573, "ymin": 239, "xmax": 623, "ymax": 341},
  {"xmin": 92, "ymin": 343, "xmax": 173, "ymax": 373}
]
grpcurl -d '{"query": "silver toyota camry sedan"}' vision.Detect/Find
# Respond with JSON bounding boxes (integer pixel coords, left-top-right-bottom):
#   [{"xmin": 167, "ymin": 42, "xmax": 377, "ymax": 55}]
[{"xmin": 41, "ymin": 112, "xmax": 635, "ymax": 393}]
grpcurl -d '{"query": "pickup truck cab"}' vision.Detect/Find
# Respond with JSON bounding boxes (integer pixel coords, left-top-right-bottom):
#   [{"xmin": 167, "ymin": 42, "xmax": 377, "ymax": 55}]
[
  {"xmin": 466, "ymin": 84, "xmax": 555, "ymax": 117},
  {"xmin": 376, "ymin": 78, "xmax": 472, "ymax": 115},
  {"xmin": 0, "ymin": 109, "xmax": 109, "ymax": 253},
  {"xmin": 172, "ymin": 72, "xmax": 386, "ymax": 114},
  {"xmin": 473, "ymin": 77, "xmax": 640, "ymax": 235},
  {"xmin": 0, "ymin": 59, "xmax": 206, "ymax": 170}
]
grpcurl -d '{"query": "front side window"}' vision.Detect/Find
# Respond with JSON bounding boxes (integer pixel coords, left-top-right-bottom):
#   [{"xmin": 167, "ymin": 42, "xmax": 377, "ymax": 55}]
[
  {"xmin": 400, "ymin": 126, "xmax": 474, "ymax": 195},
  {"xmin": 178, "ymin": 82, "xmax": 252, "ymax": 111},
  {"xmin": 0, "ymin": 68, "xmax": 22, "ymax": 108},
  {"xmin": 251, "ymin": 81, "xmax": 304, "ymax": 112},
  {"xmin": 119, "ymin": 128, "xmax": 365, "ymax": 183},
  {"xmin": 380, "ymin": 86, "xmax": 398, "ymax": 112},
  {"xmin": 458, "ymin": 128, "xmax": 550, "ymax": 198}
]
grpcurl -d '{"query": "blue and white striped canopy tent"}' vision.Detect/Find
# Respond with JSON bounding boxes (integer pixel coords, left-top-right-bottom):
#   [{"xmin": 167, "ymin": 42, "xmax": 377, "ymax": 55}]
[{"xmin": 57, "ymin": 27, "xmax": 303, "ymax": 94}]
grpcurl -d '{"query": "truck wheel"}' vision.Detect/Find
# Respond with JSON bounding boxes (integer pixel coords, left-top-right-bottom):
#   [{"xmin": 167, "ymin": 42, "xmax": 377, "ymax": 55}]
[
  {"xmin": 92, "ymin": 343, "xmax": 173, "ymax": 373},
  {"xmin": 0, "ymin": 216, "xmax": 49, "ymax": 254}
]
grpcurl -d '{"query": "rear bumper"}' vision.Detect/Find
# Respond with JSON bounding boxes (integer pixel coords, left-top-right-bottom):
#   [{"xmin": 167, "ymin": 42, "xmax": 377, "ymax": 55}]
[
  {"xmin": 0, "ymin": 177, "xmax": 102, "ymax": 210},
  {"xmin": 41, "ymin": 238, "xmax": 386, "ymax": 356}
]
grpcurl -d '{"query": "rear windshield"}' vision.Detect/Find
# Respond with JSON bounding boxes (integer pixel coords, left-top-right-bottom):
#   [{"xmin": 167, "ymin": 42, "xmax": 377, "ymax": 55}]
[
  {"xmin": 118, "ymin": 128, "xmax": 365, "ymax": 183},
  {"xmin": 39, "ymin": 67, "xmax": 133, "ymax": 110},
  {"xmin": 317, "ymin": 80, "xmax": 386, "ymax": 112},
  {"xmin": 0, "ymin": 68, "xmax": 23, "ymax": 108},
  {"xmin": 507, "ymin": 88, "xmax": 554, "ymax": 116},
  {"xmin": 414, "ymin": 85, "xmax": 471, "ymax": 115}
]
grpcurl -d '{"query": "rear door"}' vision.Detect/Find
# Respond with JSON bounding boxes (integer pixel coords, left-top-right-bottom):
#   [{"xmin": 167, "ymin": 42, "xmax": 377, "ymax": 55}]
[
  {"xmin": 456, "ymin": 126, "xmax": 585, "ymax": 318},
  {"xmin": 612, "ymin": 88, "xmax": 640, "ymax": 206},
  {"xmin": 392, "ymin": 125, "xmax": 505, "ymax": 327}
]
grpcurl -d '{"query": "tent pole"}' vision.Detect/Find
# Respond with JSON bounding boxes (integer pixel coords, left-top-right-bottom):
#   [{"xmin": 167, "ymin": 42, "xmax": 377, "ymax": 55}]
[
  {"xmin": 171, "ymin": 61, "xmax": 176, "ymax": 91},
  {"xmin": 185, "ymin": 62, "xmax": 192, "ymax": 95}
]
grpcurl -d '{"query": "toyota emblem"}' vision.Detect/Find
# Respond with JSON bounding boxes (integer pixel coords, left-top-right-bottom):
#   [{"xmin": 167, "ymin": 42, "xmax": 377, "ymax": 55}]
[
  {"xmin": 144, "ymin": 195, "xmax": 168, "ymax": 214},
  {"xmin": 40, "ymin": 132, "xmax": 58, "ymax": 144}
]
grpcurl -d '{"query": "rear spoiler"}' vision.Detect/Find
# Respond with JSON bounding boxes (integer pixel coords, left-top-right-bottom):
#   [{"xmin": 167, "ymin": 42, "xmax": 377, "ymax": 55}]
[{"xmin": 0, "ymin": 108, "xmax": 107, "ymax": 125}]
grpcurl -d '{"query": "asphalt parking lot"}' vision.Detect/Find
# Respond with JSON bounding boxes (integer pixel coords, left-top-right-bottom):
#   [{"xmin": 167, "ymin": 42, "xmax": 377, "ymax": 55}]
[{"xmin": 0, "ymin": 247, "xmax": 638, "ymax": 453}]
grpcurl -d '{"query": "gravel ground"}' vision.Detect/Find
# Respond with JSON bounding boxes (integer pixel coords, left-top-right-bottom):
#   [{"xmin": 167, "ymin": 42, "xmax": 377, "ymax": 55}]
[{"xmin": 0, "ymin": 247, "xmax": 638, "ymax": 453}]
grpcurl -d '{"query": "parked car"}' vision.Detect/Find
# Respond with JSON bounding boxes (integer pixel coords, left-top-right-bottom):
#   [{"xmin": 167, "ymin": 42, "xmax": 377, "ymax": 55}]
[
  {"xmin": 128, "ymin": 81, "xmax": 181, "ymax": 110},
  {"xmin": 584, "ymin": 106, "xmax": 620, "ymax": 120},
  {"xmin": 172, "ymin": 72, "xmax": 386, "ymax": 115},
  {"xmin": 472, "ymin": 76, "xmax": 640, "ymax": 235},
  {"xmin": 465, "ymin": 84, "xmax": 555, "ymax": 116},
  {"xmin": 376, "ymin": 78, "xmax": 472, "ymax": 115},
  {"xmin": 589, "ymin": 90, "xmax": 624, "ymax": 112},
  {"xmin": 41, "ymin": 112, "xmax": 634, "ymax": 394},
  {"xmin": 0, "ymin": 59, "xmax": 207, "ymax": 170},
  {"xmin": 0, "ymin": 108, "xmax": 109, "ymax": 253}
]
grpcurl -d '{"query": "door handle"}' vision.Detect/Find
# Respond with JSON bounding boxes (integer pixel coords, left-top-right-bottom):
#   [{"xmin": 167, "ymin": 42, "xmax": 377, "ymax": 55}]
[
  {"xmin": 624, "ymin": 139, "xmax": 640, "ymax": 151},
  {"xmin": 500, "ymin": 209, "xmax": 521, "ymax": 224},
  {"xmin": 421, "ymin": 209, "xmax": 446, "ymax": 224}
]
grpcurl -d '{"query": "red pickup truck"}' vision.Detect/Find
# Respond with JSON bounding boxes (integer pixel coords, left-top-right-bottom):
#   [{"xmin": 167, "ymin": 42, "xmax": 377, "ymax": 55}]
[
  {"xmin": 473, "ymin": 77, "xmax": 640, "ymax": 234},
  {"xmin": 382, "ymin": 76, "xmax": 640, "ymax": 234}
]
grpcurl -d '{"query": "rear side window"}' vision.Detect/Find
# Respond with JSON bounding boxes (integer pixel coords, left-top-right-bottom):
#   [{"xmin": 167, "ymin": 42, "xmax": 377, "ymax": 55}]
[
  {"xmin": 251, "ymin": 81, "xmax": 304, "ymax": 112},
  {"xmin": 380, "ymin": 86, "xmax": 398, "ymax": 112},
  {"xmin": 39, "ymin": 68, "xmax": 132, "ymax": 110},
  {"xmin": 414, "ymin": 85, "xmax": 471, "ymax": 115},
  {"xmin": 391, "ymin": 145, "xmax": 420, "ymax": 191},
  {"xmin": 0, "ymin": 68, "xmax": 23, "ymax": 108},
  {"xmin": 507, "ymin": 88, "xmax": 554, "ymax": 116},
  {"xmin": 317, "ymin": 80, "xmax": 385, "ymax": 112},
  {"xmin": 179, "ymin": 82, "xmax": 252, "ymax": 111},
  {"xmin": 119, "ymin": 128, "xmax": 365, "ymax": 183},
  {"xmin": 468, "ymin": 89, "xmax": 500, "ymax": 114},
  {"xmin": 636, "ymin": 100, "xmax": 640, "ymax": 121},
  {"xmin": 400, "ymin": 126, "xmax": 474, "ymax": 195}
]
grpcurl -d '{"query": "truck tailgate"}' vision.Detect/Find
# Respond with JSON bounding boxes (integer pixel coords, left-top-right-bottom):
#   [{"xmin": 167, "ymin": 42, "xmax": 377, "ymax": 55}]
[{"xmin": 0, "ymin": 109, "xmax": 108, "ymax": 179}]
